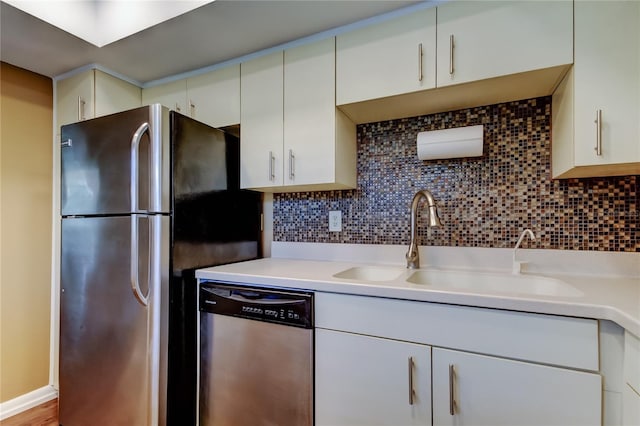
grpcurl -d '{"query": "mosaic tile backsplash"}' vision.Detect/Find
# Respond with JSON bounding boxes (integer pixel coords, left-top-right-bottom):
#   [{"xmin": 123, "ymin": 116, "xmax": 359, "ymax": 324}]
[{"xmin": 273, "ymin": 96, "xmax": 638, "ymax": 252}]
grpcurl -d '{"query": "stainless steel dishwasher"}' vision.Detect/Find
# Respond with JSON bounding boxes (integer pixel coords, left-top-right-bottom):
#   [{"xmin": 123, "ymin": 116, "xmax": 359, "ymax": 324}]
[{"xmin": 198, "ymin": 281, "xmax": 314, "ymax": 426}]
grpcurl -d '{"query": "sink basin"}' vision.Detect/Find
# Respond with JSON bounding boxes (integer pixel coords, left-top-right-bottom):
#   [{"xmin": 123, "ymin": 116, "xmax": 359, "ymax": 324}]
[
  {"xmin": 406, "ymin": 270, "xmax": 583, "ymax": 298},
  {"xmin": 333, "ymin": 266, "xmax": 406, "ymax": 282}
]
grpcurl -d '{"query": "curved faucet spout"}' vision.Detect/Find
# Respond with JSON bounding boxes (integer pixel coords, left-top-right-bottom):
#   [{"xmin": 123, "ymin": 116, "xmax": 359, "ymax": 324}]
[
  {"xmin": 512, "ymin": 228, "xmax": 536, "ymax": 274},
  {"xmin": 513, "ymin": 229, "xmax": 536, "ymax": 262},
  {"xmin": 406, "ymin": 190, "xmax": 442, "ymax": 269}
]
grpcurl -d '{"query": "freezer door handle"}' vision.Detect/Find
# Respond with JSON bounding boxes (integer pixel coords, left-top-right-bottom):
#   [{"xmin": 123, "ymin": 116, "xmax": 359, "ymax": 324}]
[
  {"xmin": 130, "ymin": 214, "xmax": 149, "ymax": 306},
  {"xmin": 131, "ymin": 122, "xmax": 150, "ymax": 213}
]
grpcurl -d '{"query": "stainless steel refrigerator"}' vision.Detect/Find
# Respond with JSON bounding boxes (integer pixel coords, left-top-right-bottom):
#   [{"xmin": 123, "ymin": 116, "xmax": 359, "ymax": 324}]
[{"xmin": 59, "ymin": 104, "xmax": 262, "ymax": 426}]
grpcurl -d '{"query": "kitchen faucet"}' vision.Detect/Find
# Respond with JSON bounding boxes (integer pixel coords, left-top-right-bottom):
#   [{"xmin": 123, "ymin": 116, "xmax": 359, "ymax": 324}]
[
  {"xmin": 513, "ymin": 229, "xmax": 536, "ymax": 274},
  {"xmin": 406, "ymin": 189, "xmax": 442, "ymax": 269}
]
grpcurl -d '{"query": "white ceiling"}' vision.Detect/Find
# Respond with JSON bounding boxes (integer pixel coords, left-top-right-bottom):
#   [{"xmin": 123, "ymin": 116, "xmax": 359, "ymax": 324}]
[{"xmin": 0, "ymin": 0, "xmax": 425, "ymax": 85}]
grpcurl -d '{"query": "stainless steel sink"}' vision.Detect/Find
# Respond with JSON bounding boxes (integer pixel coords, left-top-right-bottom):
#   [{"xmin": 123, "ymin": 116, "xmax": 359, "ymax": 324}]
[{"xmin": 406, "ymin": 269, "xmax": 583, "ymax": 297}]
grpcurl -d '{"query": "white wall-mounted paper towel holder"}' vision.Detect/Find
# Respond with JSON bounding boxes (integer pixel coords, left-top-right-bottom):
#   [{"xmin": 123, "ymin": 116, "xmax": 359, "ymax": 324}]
[{"xmin": 417, "ymin": 124, "xmax": 483, "ymax": 160}]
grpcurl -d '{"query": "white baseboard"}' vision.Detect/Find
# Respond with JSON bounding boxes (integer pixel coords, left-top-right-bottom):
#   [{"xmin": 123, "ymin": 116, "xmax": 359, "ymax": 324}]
[{"xmin": 0, "ymin": 385, "xmax": 58, "ymax": 421}]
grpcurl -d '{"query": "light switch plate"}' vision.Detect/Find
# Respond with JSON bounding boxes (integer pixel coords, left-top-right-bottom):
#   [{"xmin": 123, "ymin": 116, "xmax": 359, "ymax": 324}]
[{"xmin": 329, "ymin": 210, "xmax": 342, "ymax": 232}]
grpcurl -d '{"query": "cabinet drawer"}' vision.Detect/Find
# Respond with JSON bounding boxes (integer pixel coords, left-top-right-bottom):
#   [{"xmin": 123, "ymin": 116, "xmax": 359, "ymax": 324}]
[{"xmin": 315, "ymin": 292, "xmax": 598, "ymax": 371}]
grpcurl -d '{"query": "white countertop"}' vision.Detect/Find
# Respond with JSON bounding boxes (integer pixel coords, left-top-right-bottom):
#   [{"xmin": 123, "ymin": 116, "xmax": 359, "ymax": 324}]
[{"xmin": 195, "ymin": 243, "xmax": 640, "ymax": 337}]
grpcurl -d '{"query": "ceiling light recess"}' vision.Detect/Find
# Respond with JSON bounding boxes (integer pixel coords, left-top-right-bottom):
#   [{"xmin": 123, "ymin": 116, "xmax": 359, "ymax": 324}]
[{"xmin": 3, "ymin": 0, "xmax": 213, "ymax": 47}]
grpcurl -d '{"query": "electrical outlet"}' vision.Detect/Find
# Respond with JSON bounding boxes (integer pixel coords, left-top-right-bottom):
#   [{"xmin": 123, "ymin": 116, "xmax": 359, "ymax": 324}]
[{"xmin": 329, "ymin": 210, "xmax": 342, "ymax": 232}]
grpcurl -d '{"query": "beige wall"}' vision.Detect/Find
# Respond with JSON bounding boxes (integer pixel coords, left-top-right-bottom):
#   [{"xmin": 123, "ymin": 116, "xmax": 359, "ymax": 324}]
[{"xmin": 0, "ymin": 62, "xmax": 53, "ymax": 402}]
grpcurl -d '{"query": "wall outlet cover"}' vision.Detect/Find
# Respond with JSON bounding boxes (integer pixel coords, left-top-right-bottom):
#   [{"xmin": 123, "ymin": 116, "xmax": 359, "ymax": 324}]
[{"xmin": 329, "ymin": 210, "xmax": 342, "ymax": 232}]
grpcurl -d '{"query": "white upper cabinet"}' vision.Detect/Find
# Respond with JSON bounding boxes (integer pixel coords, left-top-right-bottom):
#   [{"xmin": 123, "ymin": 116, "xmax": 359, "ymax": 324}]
[
  {"xmin": 142, "ymin": 65, "xmax": 240, "ymax": 128},
  {"xmin": 141, "ymin": 79, "xmax": 188, "ymax": 113},
  {"xmin": 57, "ymin": 71, "xmax": 95, "ymax": 129},
  {"xmin": 284, "ymin": 38, "xmax": 356, "ymax": 190},
  {"xmin": 552, "ymin": 1, "xmax": 640, "ymax": 178},
  {"xmin": 57, "ymin": 69, "xmax": 141, "ymax": 131},
  {"xmin": 436, "ymin": 1, "xmax": 573, "ymax": 88},
  {"xmin": 186, "ymin": 65, "xmax": 240, "ymax": 128},
  {"xmin": 240, "ymin": 39, "xmax": 356, "ymax": 192},
  {"xmin": 336, "ymin": 8, "xmax": 436, "ymax": 105},
  {"xmin": 336, "ymin": 2, "xmax": 573, "ymax": 124},
  {"xmin": 93, "ymin": 71, "xmax": 142, "ymax": 118},
  {"xmin": 240, "ymin": 51, "xmax": 285, "ymax": 190}
]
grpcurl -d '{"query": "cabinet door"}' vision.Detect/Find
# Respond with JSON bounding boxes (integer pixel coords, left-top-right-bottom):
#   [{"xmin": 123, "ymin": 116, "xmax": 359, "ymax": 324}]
[
  {"xmin": 284, "ymin": 38, "xmax": 336, "ymax": 186},
  {"xmin": 624, "ymin": 331, "xmax": 640, "ymax": 425},
  {"xmin": 315, "ymin": 329, "xmax": 431, "ymax": 426},
  {"xmin": 336, "ymin": 8, "xmax": 436, "ymax": 105},
  {"xmin": 142, "ymin": 79, "xmax": 188, "ymax": 113},
  {"xmin": 94, "ymin": 70, "xmax": 141, "ymax": 118},
  {"xmin": 432, "ymin": 348, "xmax": 602, "ymax": 426},
  {"xmin": 240, "ymin": 52, "xmax": 284, "ymax": 189},
  {"xmin": 625, "ymin": 331, "xmax": 640, "ymax": 397},
  {"xmin": 57, "ymin": 70, "xmax": 95, "ymax": 129},
  {"xmin": 187, "ymin": 65, "xmax": 240, "ymax": 128},
  {"xmin": 573, "ymin": 1, "xmax": 640, "ymax": 167},
  {"xmin": 623, "ymin": 384, "xmax": 640, "ymax": 426},
  {"xmin": 436, "ymin": 1, "xmax": 572, "ymax": 88}
]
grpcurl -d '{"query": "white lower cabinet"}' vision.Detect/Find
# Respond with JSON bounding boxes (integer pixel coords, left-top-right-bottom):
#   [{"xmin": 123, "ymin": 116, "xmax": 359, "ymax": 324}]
[
  {"xmin": 315, "ymin": 328, "xmax": 431, "ymax": 426},
  {"xmin": 432, "ymin": 348, "xmax": 602, "ymax": 426},
  {"xmin": 623, "ymin": 331, "xmax": 640, "ymax": 425},
  {"xmin": 315, "ymin": 292, "xmax": 603, "ymax": 426},
  {"xmin": 623, "ymin": 384, "xmax": 640, "ymax": 426}
]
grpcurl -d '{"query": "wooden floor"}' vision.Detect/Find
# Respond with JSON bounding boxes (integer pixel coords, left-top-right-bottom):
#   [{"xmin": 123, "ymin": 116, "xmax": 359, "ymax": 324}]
[{"xmin": 0, "ymin": 399, "xmax": 57, "ymax": 426}]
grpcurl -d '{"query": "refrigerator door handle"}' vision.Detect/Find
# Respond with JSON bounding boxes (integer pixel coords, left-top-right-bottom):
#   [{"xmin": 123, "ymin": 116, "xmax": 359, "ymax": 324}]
[
  {"xmin": 131, "ymin": 122, "xmax": 150, "ymax": 213},
  {"xmin": 130, "ymin": 214, "xmax": 149, "ymax": 306}
]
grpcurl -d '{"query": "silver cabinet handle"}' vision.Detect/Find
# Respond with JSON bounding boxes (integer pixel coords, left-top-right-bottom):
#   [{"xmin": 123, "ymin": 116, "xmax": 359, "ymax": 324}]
[
  {"xmin": 418, "ymin": 43, "xmax": 423, "ymax": 82},
  {"xmin": 175, "ymin": 102, "xmax": 181, "ymax": 112},
  {"xmin": 130, "ymin": 122, "xmax": 150, "ymax": 213},
  {"xmin": 269, "ymin": 151, "xmax": 276, "ymax": 181},
  {"xmin": 189, "ymin": 100, "xmax": 195, "ymax": 117},
  {"xmin": 449, "ymin": 35, "xmax": 455, "ymax": 76},
  {"xmin": 594, "ymin": 109, "xmax": 602, "ymax": 156},
  {"xmin": 130, "ymin": 215, "xmax": 149, "ymax": 307},
  {"xmin": 77, "ymin": 96, "xmax": 86, "ymax": 121},
  {"xmin": 408, "ymin": 357, "xmax": 415, "ymax": 405},
  {"xmin": 449, "ymin": 364, "xmax": 456, "ymax": 415},
  {"xmin": 61, "ymin": 139, "xmax": 73, "ymax": 148},
  {"xmin": 288, "ymin": 149, "xmax": 295, "ymax": 180}
]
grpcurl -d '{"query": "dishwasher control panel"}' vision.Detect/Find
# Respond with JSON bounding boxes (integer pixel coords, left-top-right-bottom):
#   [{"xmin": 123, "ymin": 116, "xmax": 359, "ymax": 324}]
[{"xmin": 199, "ymin": 281, "xmax": 313, "ymax": 329}]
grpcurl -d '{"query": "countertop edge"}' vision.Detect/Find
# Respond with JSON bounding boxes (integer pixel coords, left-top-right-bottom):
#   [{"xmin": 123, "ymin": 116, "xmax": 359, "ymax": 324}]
[{"xmin": 196, "ymin": 258, "xmax": 640, "ymax": 338}]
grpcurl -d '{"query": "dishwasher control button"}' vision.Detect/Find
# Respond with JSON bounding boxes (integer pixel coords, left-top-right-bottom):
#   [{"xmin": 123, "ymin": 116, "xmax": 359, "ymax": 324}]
[
  {"xmin": 242, "ymin": 306, "xmax": 263, "ymax": 315},
  {"xmin": 264, "ymin": 309, "xmax": 278, "ymax": 318},
  {"xmin": 287, "ymin": 311, "xmax": 300, "ymax": 320}
]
